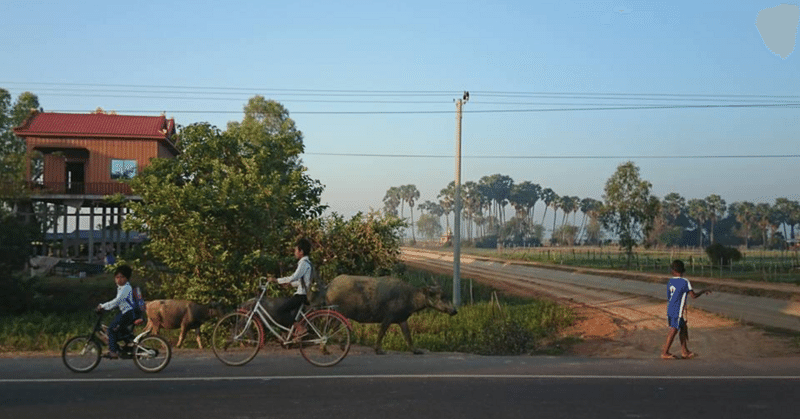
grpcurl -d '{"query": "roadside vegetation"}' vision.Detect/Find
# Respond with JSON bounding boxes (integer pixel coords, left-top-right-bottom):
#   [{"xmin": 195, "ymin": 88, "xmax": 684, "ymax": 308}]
[
  {"xmin": 349, "ymin": 268, "xmax": 575, "ymax": 355},
  {"xmin": 0, "ymin": 268, "xmax": 575, "ymax": 355}
]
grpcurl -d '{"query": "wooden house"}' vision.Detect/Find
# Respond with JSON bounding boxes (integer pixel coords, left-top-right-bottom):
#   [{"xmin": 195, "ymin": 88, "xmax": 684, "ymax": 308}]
[{"xmin": 13, "ymin": 110, "xmax": 178, "ymax": 263}]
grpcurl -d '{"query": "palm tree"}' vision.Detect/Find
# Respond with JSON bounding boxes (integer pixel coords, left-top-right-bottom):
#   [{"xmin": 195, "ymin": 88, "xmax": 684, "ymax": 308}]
[
  {"xmin": 774, "ymin": 198, "xmax": 800, "ymax": 241},
  {"xmin": 730, "ymin": 201, "xmax": 756, "ymax": 248},
  {"xmin": 400, "ymin": 185, "xmax": 420, "ymax": 242},
  {"xmin": 509, "ymin": 181, "xmax": 540, "ymax": 224},
  {"xmin": 540, "ymin": 188, "xmax": 556, "ymax": 225},
  {"xmin": 662, "ymin": 192, "xmax": 685, "ymax": 226},
  {"xmin": 383, "ymin": 186, "xmax": 402, "ymax": 217},
  {"xmin": 578, "ymin": 198, "xmax": 603, "ymax": 244},
  {"xmin": 755, "ymin": 202, "xmax": 774, "ymax": 248},
  {"xmin": 705, "ymin": 194, "xmax": 726, "ymax": 244},
  {"xmin": 687, "ymin": 198, "xmax": 708, "ymax": 248},
  {"xmin": 551, "ymin": 195, "xmax": 563, "ymax": 241},
  {"xmin": 437, "ymin": 182, "xmax": 455, "ymax": 234}
]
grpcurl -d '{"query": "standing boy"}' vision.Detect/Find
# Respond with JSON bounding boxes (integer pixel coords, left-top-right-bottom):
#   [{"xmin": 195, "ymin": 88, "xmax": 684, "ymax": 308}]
[
  {"xmin": 661, "ymin": 259, "xmax": 711, "ymax": 359},
  {"xmin": 97, "ymin": 264, "xmax": 135, "ymax": 359},
  {"xmin": 269, "ymin": 238, "xmax": 313, "ymax": 339}
]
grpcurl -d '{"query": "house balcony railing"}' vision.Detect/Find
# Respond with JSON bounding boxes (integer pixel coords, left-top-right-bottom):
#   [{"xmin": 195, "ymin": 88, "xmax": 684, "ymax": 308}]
[{"xmin": 27, "ymin": 181, "xmax": 133, "ymax": 196}]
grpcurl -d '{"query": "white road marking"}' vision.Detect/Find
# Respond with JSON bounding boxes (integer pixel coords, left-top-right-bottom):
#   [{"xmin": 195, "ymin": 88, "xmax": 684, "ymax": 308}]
[{"xmin": 2, "ymin": 374, "xmax": 800, "ymax": 384}]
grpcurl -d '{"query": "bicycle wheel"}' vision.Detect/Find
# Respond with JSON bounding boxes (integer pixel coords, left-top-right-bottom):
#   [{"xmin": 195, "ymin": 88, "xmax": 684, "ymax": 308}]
[
  {"xmin": 299, "ymin": 310, "xmax": 351, "ymax": 367},
  {"xmin": 62, "ymin": 336, "xmax": 101, "ymax": 373},
  {"xmin": 212, "ymin": 312, "xmax": 262, "ymax": 366},
  {"xmin": 133, "ymin": 335, "xmax": 172, "ymax": 373}
]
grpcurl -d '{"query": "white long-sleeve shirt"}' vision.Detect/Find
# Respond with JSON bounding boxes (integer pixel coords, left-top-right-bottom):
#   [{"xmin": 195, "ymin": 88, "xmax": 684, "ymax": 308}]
[
  {"xmin": 277, "ymin": 256, "xmax": 312, "ymax": 296},
  {"xmin": 100, "ymin": 282, "xmax": 134, "ymax": 314}
]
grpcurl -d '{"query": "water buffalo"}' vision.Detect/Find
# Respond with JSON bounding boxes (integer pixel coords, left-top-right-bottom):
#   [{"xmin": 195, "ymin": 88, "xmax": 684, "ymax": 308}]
[
  {"xmin": 143, "ymin": 299, "xmax": 222, "ymax": 349},
  {"xmin": 325, "ymin": 275, "xmax": 457, "ymax": 354}
]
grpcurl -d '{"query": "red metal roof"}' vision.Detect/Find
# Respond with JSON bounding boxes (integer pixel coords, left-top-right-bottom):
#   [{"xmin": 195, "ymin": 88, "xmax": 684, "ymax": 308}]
[{"xmin": 13, "ymin": 111, "xmax": 176, "ymax": 140}]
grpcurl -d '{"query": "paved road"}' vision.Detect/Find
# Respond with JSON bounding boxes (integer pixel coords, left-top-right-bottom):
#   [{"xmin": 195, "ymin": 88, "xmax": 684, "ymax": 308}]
[
  {"xmin": 401, "ymin": 248, "xmax": 800, "ymax": 332},
  {"xmin": 2, "ymin": 351, "xmax": 800, "ymax": 419}
]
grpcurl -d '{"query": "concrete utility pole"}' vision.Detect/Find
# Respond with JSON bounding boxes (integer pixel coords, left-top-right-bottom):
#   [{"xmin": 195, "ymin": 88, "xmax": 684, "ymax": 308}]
[{"xmin": 453, "ymin": 91, "xmax": 468, "ymax": 307}]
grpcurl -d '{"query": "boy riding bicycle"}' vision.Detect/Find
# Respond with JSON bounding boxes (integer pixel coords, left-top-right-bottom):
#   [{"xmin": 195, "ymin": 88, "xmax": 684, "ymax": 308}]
[
  {"xmin": 268, "ymin": 238, "xmax": 313, "ymax": 341},
  {"xmin": 96, "ymin": 265, "xmax": 136, "ymax": 359}
]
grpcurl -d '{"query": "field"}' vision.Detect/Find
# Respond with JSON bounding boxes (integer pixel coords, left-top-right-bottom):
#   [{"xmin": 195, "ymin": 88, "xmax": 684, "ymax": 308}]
[{"xmin": 455, "ymin": 245, "xmax": 800, "ymax": 285}]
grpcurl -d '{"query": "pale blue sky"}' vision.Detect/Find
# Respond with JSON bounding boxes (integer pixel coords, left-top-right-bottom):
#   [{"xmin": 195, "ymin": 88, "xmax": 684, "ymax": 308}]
[{"xmin": 2, "ymin": 1, "xmax": 798, "ymax": 230}]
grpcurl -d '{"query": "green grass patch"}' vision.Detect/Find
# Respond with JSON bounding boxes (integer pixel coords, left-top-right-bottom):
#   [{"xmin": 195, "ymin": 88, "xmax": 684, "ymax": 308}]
[
  {"xmin": 346, "ymin": 268, "xmax": 575, "ymax": 355},
  {"xmin": 0, "ymin": 312, "xmax": 96, "ymax": 352},
  {"xmin": 350, "ymin": 300, "xmax": 574, "ymax": 355}
]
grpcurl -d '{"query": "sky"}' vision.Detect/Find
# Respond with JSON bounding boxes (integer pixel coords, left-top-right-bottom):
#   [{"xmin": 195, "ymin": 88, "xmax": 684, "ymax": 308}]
[{"xmin": 2, "ymin": 0, "xmax": 798, "ymax": 234}]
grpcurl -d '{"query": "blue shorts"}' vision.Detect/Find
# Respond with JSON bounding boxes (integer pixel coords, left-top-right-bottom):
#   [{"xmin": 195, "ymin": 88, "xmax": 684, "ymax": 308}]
[{"xmin": 667, "ymin": 316, "xmax": 687, "ymax": 329}]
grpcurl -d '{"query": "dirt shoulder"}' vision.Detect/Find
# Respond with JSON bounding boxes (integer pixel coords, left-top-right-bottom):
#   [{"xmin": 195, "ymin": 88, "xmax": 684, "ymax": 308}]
[{"xmin": 478, "ymin": 264, "xmax": 800, "ymax": 360}]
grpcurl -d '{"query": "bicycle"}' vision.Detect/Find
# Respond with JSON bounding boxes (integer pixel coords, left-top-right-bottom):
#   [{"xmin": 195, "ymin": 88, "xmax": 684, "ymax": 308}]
[
  {"xmin": 211, "ymin": 279, "xmax": 351, "ymax": 367},
  {"xmin": 61, "ymin": 311, "xmax": 172, "ymax": 373}
]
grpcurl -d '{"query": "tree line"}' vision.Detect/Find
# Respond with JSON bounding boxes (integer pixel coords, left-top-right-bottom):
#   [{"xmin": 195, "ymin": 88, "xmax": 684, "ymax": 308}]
[{"xmin": 383, "ymin": 162, "xmax": 800, "ymax": 254}]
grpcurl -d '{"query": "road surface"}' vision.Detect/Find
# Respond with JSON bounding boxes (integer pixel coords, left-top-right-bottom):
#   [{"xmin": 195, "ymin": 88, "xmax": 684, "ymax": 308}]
[{"xmin": 2, "ymin": 350, "xmax": 800, "ymax": 419}]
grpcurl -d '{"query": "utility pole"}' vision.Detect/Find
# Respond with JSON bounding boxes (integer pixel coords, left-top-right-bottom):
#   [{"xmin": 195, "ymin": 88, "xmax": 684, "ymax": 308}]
[{"xmin": 453, "ymin": 91, "xmax": 468, "ymax": 307}]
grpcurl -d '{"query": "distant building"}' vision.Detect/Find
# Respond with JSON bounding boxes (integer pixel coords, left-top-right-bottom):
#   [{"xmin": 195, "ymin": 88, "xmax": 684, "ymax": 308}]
[{"xmin": 13, "ymin": 110, "xmax": 178, "ymax": 262}]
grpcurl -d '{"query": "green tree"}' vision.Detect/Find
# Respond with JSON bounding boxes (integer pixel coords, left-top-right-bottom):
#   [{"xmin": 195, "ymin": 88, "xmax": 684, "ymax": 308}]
[
  {"xmin": 125, "ymin": 99, "xmax": 325, "ymax": 305},
  {"xmin": 416, "ymin": 213, "xmax": 443, "ymax": 240},
  {"xmin": 291, "ymin": 211, "xmax": 405, "ymax": 280},
  {"xmin": 600, "ymin": 162, "xmax": 655, "ymax": 263},
  {"xmin": 1, "ymin": 89, "xmax": 40, "ymax": 201}
]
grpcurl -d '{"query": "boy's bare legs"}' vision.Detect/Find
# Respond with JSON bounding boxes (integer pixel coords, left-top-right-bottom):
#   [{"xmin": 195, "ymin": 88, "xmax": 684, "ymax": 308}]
[
  {"xmin": 661, "ymin": 327, "xmax": 679, "ymax": 359},
  {"xmin": 679, "ymin": 324, "xmax": 694, "ymax": 358}
]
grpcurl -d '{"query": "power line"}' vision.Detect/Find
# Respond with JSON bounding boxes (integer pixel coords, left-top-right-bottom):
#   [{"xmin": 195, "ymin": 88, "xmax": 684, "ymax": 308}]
[
  {"xmin": 304, "ymin": 152, "xmax": 800, "ymax": 159},
  {"xmin": 49, "ymin": 102, "xmax": 800, "ymax": 115},
  {"xmin": 5, "ymin": 81, "xmax": 800, "ymax": 100}
]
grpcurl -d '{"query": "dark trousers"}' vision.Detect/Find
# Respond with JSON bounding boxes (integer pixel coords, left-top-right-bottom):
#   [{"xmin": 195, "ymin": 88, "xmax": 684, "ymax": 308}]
[
  {"xmin": 108, "ymin": 310, "xmax": 135, "ymax": 353},
  {"xmin": 277, "ymin": 294, "xmax": 308, "ymax": 327}
]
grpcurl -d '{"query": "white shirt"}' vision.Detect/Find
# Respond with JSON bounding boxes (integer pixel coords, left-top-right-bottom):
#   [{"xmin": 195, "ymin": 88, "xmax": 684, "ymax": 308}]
[
  {"xmin": 101, "ymin": 282, "xmax": 134, "ymax": 314},
  {"xmin": 277, "ymin": 256, "xmax": 312, "ymax": 296}
]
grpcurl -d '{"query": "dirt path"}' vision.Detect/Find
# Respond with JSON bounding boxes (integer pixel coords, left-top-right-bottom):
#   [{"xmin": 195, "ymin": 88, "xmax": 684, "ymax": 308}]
[{"xmin": 402, "ymin": 249, "xmax": 800, "ymax": 360}]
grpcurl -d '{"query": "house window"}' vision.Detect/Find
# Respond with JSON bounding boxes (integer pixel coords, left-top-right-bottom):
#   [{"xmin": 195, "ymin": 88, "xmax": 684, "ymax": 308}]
[{"xmin": 111, "ymin": 159, "xmax": 138, "ymax": 180}]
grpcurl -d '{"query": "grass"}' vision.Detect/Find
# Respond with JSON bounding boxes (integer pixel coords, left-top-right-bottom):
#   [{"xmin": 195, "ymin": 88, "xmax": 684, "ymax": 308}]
[
  {"xmin": 348, "ymin": 268, "xmax": 575, "ymax": 355},
  {"xmin": 0, "ymin": 267, "xmax": 577, "ymax": 355}
]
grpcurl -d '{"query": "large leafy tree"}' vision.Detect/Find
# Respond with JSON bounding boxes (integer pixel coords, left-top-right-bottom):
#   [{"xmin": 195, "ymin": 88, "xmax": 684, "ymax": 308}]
[
  {"xmin": 125, "ymin": 98, "xmax": 324, "ymax": 304},
  {"xmin": 600, "ymin": 161, "xmax": 655, "ymax": 262},
  {"xmin": 1, "ymin": 89, "xmax": 40, "ymax": 201}
]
